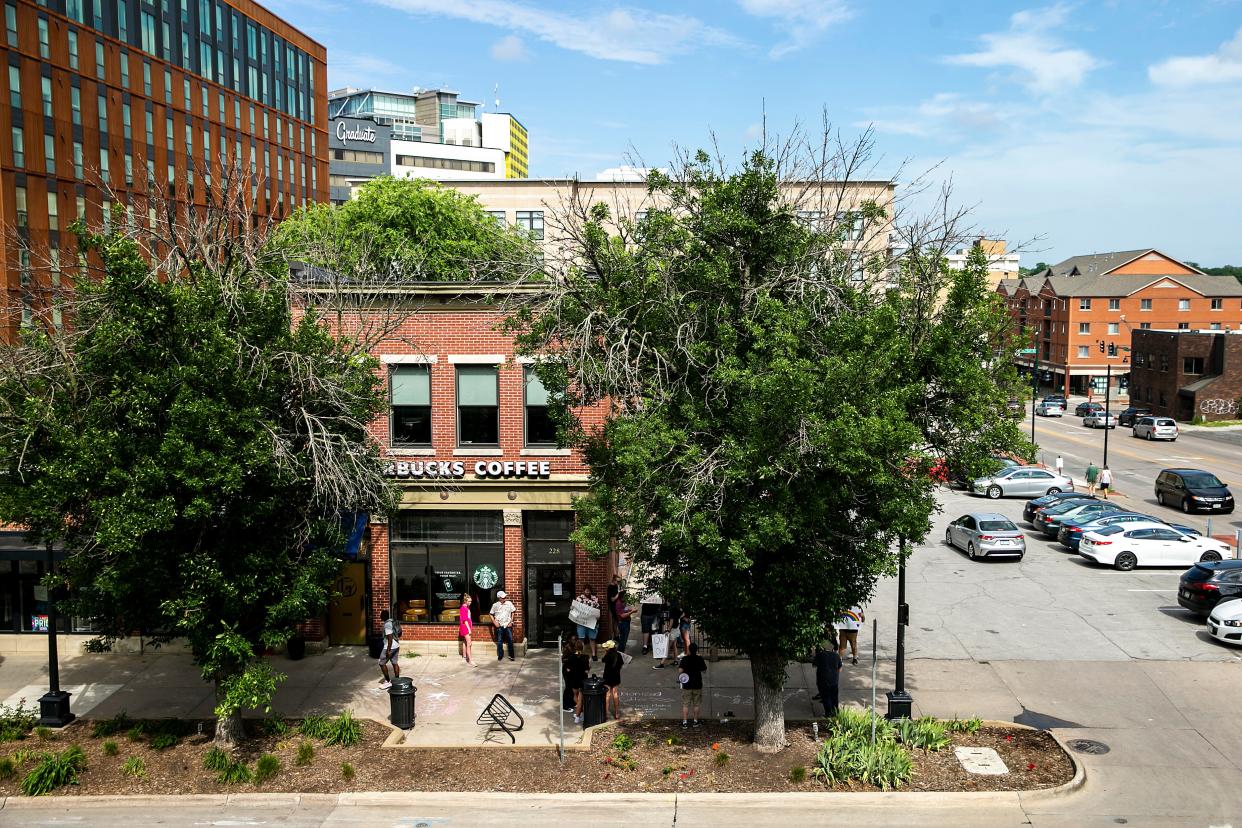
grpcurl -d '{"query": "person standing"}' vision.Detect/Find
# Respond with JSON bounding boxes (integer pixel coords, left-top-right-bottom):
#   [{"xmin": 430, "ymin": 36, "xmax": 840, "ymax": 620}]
[
  {"xmin": 490, "ymin": 590, "xmax": 517, "ymax": 662},
  {"xmin": 612, "ymin": 591, "xmax": 634, "ymax": 653},
  {"xmin": 1086, "ymin": 461, "xmax": 1100, "ymax": 495},
  {"xmin": 678, "ymin": 642, "xmax": 707, "ymax": 728},
  {"xmin": 601, "ymin": 639, "xmax": 625, "ymax": 721},
  {"xmin": 835, "ymin": 606, "xmax": 864, "ymax": 665},
  {"xmin": 1055, "ymin": 454, "xmax": 1064, "ymax": 476},
  {"xmin": 573, "ymin": 586, "xmax": 601, "ymax": 660},
  {"xmin": 567, "ymin": 641, "xmax": 589, "ymax": 724},
  {"xmin": 639, "ymin": 589, "xmax": 663, "ymax": 654},
  {"xmin": 606, "ymin": 575, "xmax": 621, "ymax": 621},
  {"xmin": 458, "ymin": 593, "xmax": 475, "ymax": 667},
  {"xmin": 560, "ymin": 635, "xmax": 581, "ymax": 712},
  {"xmin": 378, "ymin": 609, "xmax": 401, "ymax": 690},
  {"xmin": 1099, "ymin": 465, "xmax": 1113, "ymax": 499},
  {"xmin": 813, "ymin": 639, "xmax": 843, "ymax": 716}
]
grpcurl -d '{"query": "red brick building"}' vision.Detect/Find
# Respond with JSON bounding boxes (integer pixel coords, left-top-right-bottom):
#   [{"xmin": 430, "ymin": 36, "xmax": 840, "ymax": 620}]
[
  {"xmin": 997, "ymin": 250, "xmax": 1242, "ymax": 399},
  {"xmin": 350, "ymin": 283, "xmax": 611, "ymax": 653},
  {"xmin": 1129, "ymin": 329, "xmax": 1242, "ymax": 422}
]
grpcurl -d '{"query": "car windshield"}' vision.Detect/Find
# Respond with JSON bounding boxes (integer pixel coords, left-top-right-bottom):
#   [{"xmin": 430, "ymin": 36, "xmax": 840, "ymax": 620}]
[
  {"xmin": 978, "ymin": 520, "xmax": 1017, "ymax": 531},
  {"xmin": 1182, "ymin": 472, "xmax": 1224, "ymax": 488}
]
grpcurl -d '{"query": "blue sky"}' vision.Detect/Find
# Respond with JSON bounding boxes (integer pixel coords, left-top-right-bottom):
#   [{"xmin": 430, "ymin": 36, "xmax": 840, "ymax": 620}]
[{"xmin": 267, "ymin": 1, "xmax": 1242, "ymax": 267}]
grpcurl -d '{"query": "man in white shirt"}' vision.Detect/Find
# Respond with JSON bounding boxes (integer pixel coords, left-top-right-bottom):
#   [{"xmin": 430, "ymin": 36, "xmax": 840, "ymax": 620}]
[
  {"xmin": 379, "ymin": 609, "xmax": 400, "ymax": 690},
  {"xmin": 490, "ymin": 590, "xmax": 517, "ymax": 662}
]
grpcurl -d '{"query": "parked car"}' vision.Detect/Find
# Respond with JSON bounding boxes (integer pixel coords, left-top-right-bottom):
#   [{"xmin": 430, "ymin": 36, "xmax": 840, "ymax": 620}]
[
  {"xmin": 1006, "ymin": 398, "xmax": 1025, "ymax": 418},
  {"xmin": 1118, "ymin": 406, "xmax": 1152, "ymax": 427},
  {"xmin": 1024, "ymin": 491, "xmax": 1096, "ymax": 523},
  {"xmin": 1034, "ymin": 500, "xmax": 1127, "ymax": 537},
  {"xmin": 1058, "ymin": 512, "xmax": 1199, "ymax": 551},
  {"xmin": 1079, "ymin": 522, "xmax": 1232, "ymax": 571},
  {"xmin": 1042, "ymin": 394, "xmax": 1067, "ymax": 406},
  {"xmin": 1075, "ymin": 401, "xmax": 1104, "ymax": 417},
  {"xmin": 944, "ymin": 456, "xmax": 1022, "ymax": 488},
  {"xmin": 1178, "ymin": 560, "xmax": 1242, "ymax": 616},
  {"xmin": 1132, "ymin": 416, "xmax": 1178, "ymax": 441},
  {"xmin": 1083, "ymin": 411, "xmax": 1118, "ymax": 429},
  {"xmin": 973, "ymin": 466, "xmax": 1074, "ymax": 499},
  {"xmin": 944, "ymin": 513, "xmax": 1026, "ymax": 560},
  {"xmin": 1035, "ymin": 400, "xmax": 1065, "ymax": 417},
  {"xmin": 1207, "ymin": 599, "xmax": 1242, "ymax": 646},
  {"xmin": 1154, "ymin": 468, "xmax": 1235, "ymax": 514}
]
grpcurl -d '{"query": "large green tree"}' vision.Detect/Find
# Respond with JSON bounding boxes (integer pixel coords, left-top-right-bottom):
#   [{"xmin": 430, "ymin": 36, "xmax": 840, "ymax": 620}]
[
  {"xmin": 0, "ymin": 178, "xmax": 394, "ymax": 744},
  {"xmin": 513, "ymin": 145, "xmax": 1028, "ymax": 751}
]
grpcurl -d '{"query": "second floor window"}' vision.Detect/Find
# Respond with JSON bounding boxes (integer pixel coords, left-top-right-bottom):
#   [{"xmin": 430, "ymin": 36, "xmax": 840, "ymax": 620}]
[
  {"xmin": 1109, "ymin": 298, "xmax": 1120, "ymax": 310},
  {"xmin": 1141, "ymin": 298, "xmax": 1152, "ymax": 310},
  {"xmin": 516, "ymin": 210, "xmax": 544, "ymax": 240},
  {"xmin": 1211, "ymin": 298, "xmax": 1223, "ymax": 310},
  {"xmin": 457, "ymin": 365, "xmax": 499, "ymax": 446},
  {"xmin": 1079, "ymin": 298, "xmax": 1091, "ymax": 310},
  {"xmin": 390, "ymin": 365, "xmax": 431, "ymax": 446},
  {"xmin": 524, "ymin": 368, "xmax": 557, "ymax": 446},
  {"xmin": 1078, "ymin": 322, "xmax": 1090, "ymax": 335},
  {"xmin": 1178, "ymin": 298, "xmax": 1190, "ymax": 311}
]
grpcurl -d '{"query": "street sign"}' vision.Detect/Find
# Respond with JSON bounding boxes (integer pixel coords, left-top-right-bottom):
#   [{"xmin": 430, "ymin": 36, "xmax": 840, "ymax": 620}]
[{"xmin": 1018, "ymin": 348, "xmax": 1037, "ymax": 354}]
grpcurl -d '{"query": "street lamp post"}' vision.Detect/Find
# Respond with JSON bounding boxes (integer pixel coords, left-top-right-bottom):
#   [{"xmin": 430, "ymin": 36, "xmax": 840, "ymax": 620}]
[
  {"xmin": 1102, "ymin": 347, "xmax": 1130, "ymax": 470},
  {"xmin": 885, "ymin": 536, "xmax": 913, "ymax": 720},
  {"xmin": 37, "ymin": 541, "xmax": 73, "ymax": 728},
  {"xmin": 1030, "ymin": 329, "xmax": 1038, "ymax": 444}
]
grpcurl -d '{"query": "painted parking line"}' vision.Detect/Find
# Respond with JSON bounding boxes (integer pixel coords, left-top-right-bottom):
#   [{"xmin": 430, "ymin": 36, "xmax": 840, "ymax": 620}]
[{"xmin": 1126, "ymin": 589, "xmax": 1175, "ymax": 592}]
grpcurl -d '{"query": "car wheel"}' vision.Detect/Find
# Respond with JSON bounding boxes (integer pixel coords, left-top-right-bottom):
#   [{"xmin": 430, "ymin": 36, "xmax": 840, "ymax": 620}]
[
  {"xmin": 1046, "ymin": 487, "xmax": 1062, "ymax": 495},
  {"xmin": 1201, "ymin": 551, "xmax": 1223, "ymax": 563},
  {"xmin": 1114, "ymin": 552, "xmax": 1138, "ymax": 571},
  {"xmin": 986, "ymin": 485, "xmax": 1002, "ymax": 499},
  {"xmin": 945, "ymin": 529, "xmax": 954, "ymax": 548},
  {"xmin": 1182, "ymin": 498, "xmax": 1194, "ymax": 514},
  {"xmin": 1146, "ymin": 431, "xmax": 1153, "ymax": 441},
  {"xmin": 1157, "ymin": 490, "xmax": 1165, "ymax": 506},
  {"xmin": 967, "ymin": 542, "xmax": 977, "ymax": 560}
]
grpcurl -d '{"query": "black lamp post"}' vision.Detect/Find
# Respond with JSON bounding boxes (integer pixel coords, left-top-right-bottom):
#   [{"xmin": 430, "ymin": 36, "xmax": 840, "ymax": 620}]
[
  {"xmin": 885, "ymin": 536, "xmax": 913, "ymax": 720},
  {"xmin": 1102, "ymin": 346, "xmax": 1131, "ymax": 470},
  {"xmin": 37, "ymin": 542, "xmax": 73, "ymax": 728}
]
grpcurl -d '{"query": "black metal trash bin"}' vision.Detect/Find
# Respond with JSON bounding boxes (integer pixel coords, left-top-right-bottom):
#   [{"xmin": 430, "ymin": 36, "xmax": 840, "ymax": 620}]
[
  {"xmin": 388, "ymin": 676, "xmax": 416, "ymax": 729},
  {"xmin": 580, "ymin": 675, "xmax": 607, "ymax": 728},
  {"xmin": 367, "ymin": 634, "xmax": 383, "ymax": 659}
]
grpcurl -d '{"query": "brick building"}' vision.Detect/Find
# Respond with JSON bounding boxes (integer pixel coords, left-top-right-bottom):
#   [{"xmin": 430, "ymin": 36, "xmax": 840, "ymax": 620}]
[
  {"xmin": 344, "ymin": 282, "xmax": 611, "ymax": 654},
  {"xmin": 997, "ymin": 249, "xmax": 1242, "ymax": 398},
  {"xmin": 1129, "ymin": 329, "xmax": 1242, "ymax": 422}
]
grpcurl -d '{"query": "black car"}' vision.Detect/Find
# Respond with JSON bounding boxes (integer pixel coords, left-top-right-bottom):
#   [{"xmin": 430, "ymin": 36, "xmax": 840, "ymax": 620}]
[
  {"xmin": 1024, "ymin": 491, "xmax": 1097, "ymax": 523},
  {"xmin": 1075, "ymin": 401, "xmax": 1104, "ymax": 417},
  {"xmin": 1155, "ymin": 468, "xmax": 1235, "ymax": 514},
  {"xmin": 1118, "ymin": 406, "xmax": 1153, "ymax": 427},
  {"xmin": 1178, "ymin": 560, "xmax": 1242, "ymax": 616}
]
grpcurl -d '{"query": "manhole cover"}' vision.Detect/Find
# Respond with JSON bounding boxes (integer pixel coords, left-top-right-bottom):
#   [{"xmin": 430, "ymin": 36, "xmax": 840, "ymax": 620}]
[{"xmin": 1067, "ymin": 738, "xmax": 1111, "ymax": 755}]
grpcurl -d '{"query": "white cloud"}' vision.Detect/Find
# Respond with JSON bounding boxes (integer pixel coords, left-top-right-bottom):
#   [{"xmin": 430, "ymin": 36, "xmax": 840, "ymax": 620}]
[
  {"xmin": 736, "ymin": 0, "xmax": 852, "ymax": 58},
  {"xmin": 863, "ymin": 93, "xmax": 1021, "ymax": 138},
  {"xmin": 327, "ymin": 54, "xmax": 408, "ymax": 89},
  {"xmin": 490, "ymin": 34, "xmax": 530, "ymax": 62},
  {"xmin": 943, "ymin": 3, "xmax": 1100, "ymax": 94},
  {"xmin": 373, "ymin": 0, "xmax": 742, "ymax": 65},
  {"xmin": 1149, "ymin": 26, "xmax": 1242, "ymax": 87}
]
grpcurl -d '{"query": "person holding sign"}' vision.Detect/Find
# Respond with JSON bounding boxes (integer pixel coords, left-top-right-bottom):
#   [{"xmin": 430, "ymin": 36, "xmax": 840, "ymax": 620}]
[
  {"xmin": 570, "ymin": 587, "xmax": 602, "ymax": 660},
  {"xmin": 835, "ymin": 606, "xmax": 864, "ymax": 665}
]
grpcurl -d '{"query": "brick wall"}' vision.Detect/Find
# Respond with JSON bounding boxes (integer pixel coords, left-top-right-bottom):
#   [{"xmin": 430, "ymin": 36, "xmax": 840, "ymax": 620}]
[{"xmin": 1130, "ymin": 330, "xmax": 1242, "ymax": 421}]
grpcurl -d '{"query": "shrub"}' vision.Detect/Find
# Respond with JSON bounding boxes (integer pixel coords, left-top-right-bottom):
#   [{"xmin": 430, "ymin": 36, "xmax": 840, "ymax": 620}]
[
  {"xmin": 0, "ymin": 757, "xmax": 14, "ymax": 779},
  {"xmin": 713, "ymin": 751, "xmax": 730, "ymax": 767},
  {"xmin": 789, "ymin": 765, "xmax": 807, "ymax": 783},
  {"xmin": 340, "ymin": 762, "xmax": 355, "ymax": 782},
  {"xmin": 813, "ymin": 732, "xmax": 912, "ymax": 791},
  {"xmin": 21, "ymin": 745, "xmax": 87, "ymax": 796},
  {"xmin": 254, "ymin": 754, "xmax": 281, "ymax": 784},
  {"xmin": 9, "ymin": 748, "xmax": 35, "ymax": 766},
  {"xmin": 661, "ymin": 765, "xmax": 675, "ymax": 776},
  {"xmin": 946, "ymin": 716, "xmax": 983, "ymax": 734},
  {"xmin": 323, "ymin": 711, "xmax": 362, "ymax": 747},
  {"xmin": 203, "ymin": 746, "xmax": 231, "ymax": 773},
  {"xmin": 125, "ymin": 725, "xmax": 145, "ymax": 742},
  {"xmin": 830, "ymin": 708, "xmax": 895, "ymax": 744},
  {"xmin": 0, "ymin": 701, "xmax": 36, "ymax": 742},
  {"xmin": 34, "ymin": 726, "xmax": 53, "ymax": 741},
  {"xmin": 150, "ymin": 733, "xmax": 179, "ymax": 751},
  {"xmin": 895, "ymin": 716, "xmax": 950, "ymax": 752},
  {"xmin": 611, "ymin": 733, "xmax": 636, "ymax": 752},
  {"xmin": 298, "ymin": 715, "xmax": 330, "ymax": 739},
  {"xmin": 295, "ymin": 741, "xmax": 314, "ymax": 767},
  {"xmin": 102, "ymin": 740, "xmax": 119, "ymax": 756},
  {"xmin": 216, "ymin": 758, "xmax": 253, "ymax": 785},
  {"xmin": 121, "ymin": 756, "xmax": 146, "ymax": 779},
  {"xmin": 261, "ymin": 718, "xmax": 291, "ymax": 737},
  {"xmin": 91, "ymin": 713, "xmax": 134, "ymax": 739}
]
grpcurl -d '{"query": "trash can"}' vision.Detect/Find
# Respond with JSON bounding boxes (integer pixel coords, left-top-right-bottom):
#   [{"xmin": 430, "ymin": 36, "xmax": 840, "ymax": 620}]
[
  {"xmin": 367, "ymin": 634, "xmax": 383, "ymax": 660},
  {"xmin": 388, "ymin": 676, "xmax": 416, "ymax": 729},
  {"xmin": 580, "ymin": 675, "xmax": 607, "ymax": 728}
]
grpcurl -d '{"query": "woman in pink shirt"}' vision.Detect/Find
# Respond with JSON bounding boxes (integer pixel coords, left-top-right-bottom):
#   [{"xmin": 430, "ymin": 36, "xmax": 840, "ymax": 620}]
[{"xmin": 459, "ymin": 594, "xmax": 475, "ymax": 666}]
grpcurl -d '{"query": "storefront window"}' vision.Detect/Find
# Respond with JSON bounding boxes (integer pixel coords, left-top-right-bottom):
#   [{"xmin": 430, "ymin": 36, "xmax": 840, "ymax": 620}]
[{"xmin": 391, "ymin": 511, "xmax": 503, "ymax": 624}]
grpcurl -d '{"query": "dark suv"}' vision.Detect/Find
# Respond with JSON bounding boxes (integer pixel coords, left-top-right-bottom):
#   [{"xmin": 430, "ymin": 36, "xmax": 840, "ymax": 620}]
[
  {"xmin": 1178, "ymin": 560, "xmax": 1242, "ymax": 616},
  {"xmin": 1075, "ymin": 401, "xmax": 1104, "ymax": 417},
  {"xmin": 1118, "ymin": 406, "xmax": 1152, "ymax": 427},
  {"xmin": 1155, "ymin": 468, "xmax": 1235, "ymax": 514}
]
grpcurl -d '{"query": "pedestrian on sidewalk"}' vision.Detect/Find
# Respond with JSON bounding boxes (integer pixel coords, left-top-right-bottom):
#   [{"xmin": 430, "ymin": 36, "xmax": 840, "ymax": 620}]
[
  {"xmin": 378, "ymin": 609, "xmax": 401, "ymax": 690},
  {"xmin": 601, "ymin": 639, "xmax": 625, "ymax": 720},
  {"xmin": 678, "ymin": 642, "xmax": 707, "ymax": 728},
  {"xmin": 835, "ymin": 606, "xmax": 864, "ymax": 665},
  {"xmin": 561, "ymin": 635, "xmax": 581, "ymax": 712},
  {"xmin": 1086, "ymin": 461, "xmax": 1100, "ymax": 495},
  {"xmin": 676, "ymin": 607, "xmax": 692, "ymax": 659},
  {"xmin": 813, "ymin": 638, "xmax": 843, "ymax": 716},
  {"xmin": 612, "ymin": 590, "xmax": 634, "ymax": 653},
  {"xmin": 572, "ymin": 586, "xmax": 601, "ymax": 660},
  {"xmin": 459, "ymin": 593, "xmax": 476, "ymax": 667},
  {"xmin": 1055, "ymin": 454, "xmax": 1064, "ymax": 476},
  {"xmin": 1099, "ymin": 465, "xmax": 1113, "ymax": 499},
  {"xmin": 566, "ymin": 640, "xmax": 589, "ymax": 724},
  {"xmin": 640, "ymin": 589, "xmax": 663, "ymax": 654},
  {"xmin": 490, "ymin": 590, "xmax": 517, "ymax": 662}
]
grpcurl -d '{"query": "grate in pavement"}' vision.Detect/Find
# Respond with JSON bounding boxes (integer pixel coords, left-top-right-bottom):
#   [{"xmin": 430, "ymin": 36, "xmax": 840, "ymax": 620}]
[{"xmin": 1067, "ymin": 738, "xmax": 1111, "ymax": 755}]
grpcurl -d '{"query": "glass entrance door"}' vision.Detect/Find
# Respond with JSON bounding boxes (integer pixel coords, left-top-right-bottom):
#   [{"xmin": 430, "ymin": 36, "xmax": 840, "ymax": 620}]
[{"xmin": 525, "ymin": 564, "xmax": 573, "ymax": 647}]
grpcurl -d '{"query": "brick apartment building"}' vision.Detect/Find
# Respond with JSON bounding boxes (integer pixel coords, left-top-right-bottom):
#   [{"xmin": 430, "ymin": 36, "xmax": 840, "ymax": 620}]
[
  {"xmin": 998, "ymin": 249, "xmax": 1242, "ymax": 399},
  {"xmin": 335, "ymin": 281, "xmax": 611, "ymax": 654},
  {"xmin": 1129, "ymin": 329, "xmax": 1242, "ymax": 422}
]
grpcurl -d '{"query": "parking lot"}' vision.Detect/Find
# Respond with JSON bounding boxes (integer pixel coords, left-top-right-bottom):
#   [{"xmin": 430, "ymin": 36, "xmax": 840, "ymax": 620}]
[{"xmin": 868, "ymin": 484, "xmax": 1242, "ymax": 664}]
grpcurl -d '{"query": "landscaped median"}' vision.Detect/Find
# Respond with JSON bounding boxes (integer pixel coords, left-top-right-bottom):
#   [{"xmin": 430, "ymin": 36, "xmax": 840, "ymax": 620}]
[{"xmin": 0, "ymin": 700, "xmax": 1077, "ymax": 796}]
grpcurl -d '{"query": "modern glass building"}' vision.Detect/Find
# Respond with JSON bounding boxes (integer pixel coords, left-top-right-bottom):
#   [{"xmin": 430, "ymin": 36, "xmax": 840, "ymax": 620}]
[{"xmin": 1, "ymin": 0, "xmax": 328, "ymax": 329}]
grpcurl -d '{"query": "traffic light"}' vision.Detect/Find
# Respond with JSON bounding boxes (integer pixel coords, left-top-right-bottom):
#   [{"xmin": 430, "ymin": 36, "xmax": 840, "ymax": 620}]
[
  {"xmin": 1098, "ymin": 340, "xmax": 1105, "ymax": 353},
  {"xmin": 1108, "ymin": 342, "xmax": 1117, "ymax": 357}
]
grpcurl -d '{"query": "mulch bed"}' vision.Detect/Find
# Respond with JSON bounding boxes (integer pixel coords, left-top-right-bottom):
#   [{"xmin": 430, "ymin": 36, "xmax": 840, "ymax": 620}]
[{"xmin": 0, "ymin": 718, "xmax": 1073, "ymax": 796}]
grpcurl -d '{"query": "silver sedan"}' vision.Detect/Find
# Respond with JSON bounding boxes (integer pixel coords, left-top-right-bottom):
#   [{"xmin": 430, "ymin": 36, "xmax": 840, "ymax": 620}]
[
  {"xmin": 973, "ymin": 466, "xmax": 1075, "ymax": 499},
  {"xmin": 945, "ymin": 513, "xmax": 1026, "ymax": 560}
]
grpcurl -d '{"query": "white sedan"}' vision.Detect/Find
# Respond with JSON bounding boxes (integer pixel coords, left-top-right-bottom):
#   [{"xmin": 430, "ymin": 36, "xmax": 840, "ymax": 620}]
[
  {"xmin": 1207, "ymin": 599, "xmax": 1242, "ymax": 647},
  {"xmin": 1078, "ymin": 522, "xmax": 1232, "ymax": 571}
]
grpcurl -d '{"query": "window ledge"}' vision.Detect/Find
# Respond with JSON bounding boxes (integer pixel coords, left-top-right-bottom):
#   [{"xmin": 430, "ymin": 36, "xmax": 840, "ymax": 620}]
[
  {"xmin": 453, "ymin": 448, "xmax": 503, "ymax": 456},
  {"xmin": 389, "ymin": 448, "xmax": 435, "ymax": 456},
  {"xmin": 520, "ymin": 448, "xmax": 571, "ymax": 456}
]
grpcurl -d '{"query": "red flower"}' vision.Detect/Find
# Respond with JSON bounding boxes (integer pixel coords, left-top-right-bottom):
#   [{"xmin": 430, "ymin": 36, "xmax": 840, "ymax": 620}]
[
  {"xmin": 1027, "ymin": 763, "xmax": 1036, "ymax": 771},
  {"xmin": 1005, "ymin": 735, "xmax": 1013, "ymax": 742},
  {"xmin": 711, "ymin": 742, "xmax": 720, "ymax": 751}
]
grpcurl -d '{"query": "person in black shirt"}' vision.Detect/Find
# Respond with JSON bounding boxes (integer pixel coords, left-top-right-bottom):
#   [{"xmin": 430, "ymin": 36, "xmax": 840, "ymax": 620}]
[
  {"xmin": 812, "ymin": 639, "xmax": 843, "ymax": 716},
  {"xmin": 678, "ymin": 642, "xmax": 708, "ymax": 727},
  {"xmin": 601, "ymin": 639, "xmax": 625, "ymax": 720},
  {"xmin": 565, "ymin": 640, "xmax": 590, "ymax": 724}
]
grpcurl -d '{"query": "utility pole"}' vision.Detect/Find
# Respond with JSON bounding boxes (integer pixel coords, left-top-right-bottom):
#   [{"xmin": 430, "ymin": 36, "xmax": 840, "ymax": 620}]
[
  {"xmin": 1103, "ymin": 363, "xmax": 1112, "ymax": 468},
  {"xmin": 886, "ymin": 536, "xmax": 913, "ymax": 720},
  {"xmin": 37, "ymin": 542, "xmax": 73, "ymax": 727}
]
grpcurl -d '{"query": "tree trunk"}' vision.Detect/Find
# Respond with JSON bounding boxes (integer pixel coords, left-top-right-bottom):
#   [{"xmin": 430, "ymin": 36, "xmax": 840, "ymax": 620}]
[
  {"xmin": 750, "ymin": 650, "xmax": 788, "ymax": 753},
  {"xmin": 213, "ymin": 680, "xmax": 244, "ymax": 747}
]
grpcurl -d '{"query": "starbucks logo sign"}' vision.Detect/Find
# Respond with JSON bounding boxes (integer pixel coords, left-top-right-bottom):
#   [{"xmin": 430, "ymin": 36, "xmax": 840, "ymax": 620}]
[{"xmin": 473, "ymin": 564, "xmax": 499, "ymax": 590}]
